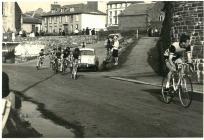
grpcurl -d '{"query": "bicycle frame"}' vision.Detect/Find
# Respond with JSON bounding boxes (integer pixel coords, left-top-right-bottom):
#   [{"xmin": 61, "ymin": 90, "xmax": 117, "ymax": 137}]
[{"xmin": 171, "ymin": 63, "xmax": 188, "ymax": 91}]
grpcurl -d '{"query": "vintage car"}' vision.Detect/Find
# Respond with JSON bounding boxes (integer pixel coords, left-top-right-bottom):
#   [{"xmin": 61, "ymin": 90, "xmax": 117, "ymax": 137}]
[{"xmin": 79, "ymin": 48, "xmax": 99, "ymax": 71}]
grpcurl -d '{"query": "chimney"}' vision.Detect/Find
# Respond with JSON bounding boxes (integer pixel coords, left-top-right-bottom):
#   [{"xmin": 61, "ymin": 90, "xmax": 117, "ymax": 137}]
[
  {"xmin": 51, "ymin": 3, "xmax": 61, "ymax": 12},
  {"xmin": 87, "ymin": 1, "xmax": 98, "ymax": 11}
]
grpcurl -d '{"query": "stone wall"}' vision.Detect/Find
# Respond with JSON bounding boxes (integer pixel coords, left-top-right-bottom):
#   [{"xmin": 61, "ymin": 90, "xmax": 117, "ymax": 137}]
[{"xmin": 171, "ymin": 1, "xmax": 203, "ymax": 58}]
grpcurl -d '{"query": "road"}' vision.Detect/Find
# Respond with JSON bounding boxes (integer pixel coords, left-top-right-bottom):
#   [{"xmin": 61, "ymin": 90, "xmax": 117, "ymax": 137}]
[{"xmin": 2, "ymin": 61, "xmax": 203, "ymax": 137}]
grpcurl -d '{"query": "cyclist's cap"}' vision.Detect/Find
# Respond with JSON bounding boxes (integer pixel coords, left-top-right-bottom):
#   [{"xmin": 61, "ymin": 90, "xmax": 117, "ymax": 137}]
[{"xmin": 179, "ymin": 34, "xmax": 190, "ymax": 43}]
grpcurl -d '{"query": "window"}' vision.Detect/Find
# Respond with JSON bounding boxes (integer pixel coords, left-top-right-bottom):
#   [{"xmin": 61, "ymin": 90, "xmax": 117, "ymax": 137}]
[
  {"xmin": 55, "ymin": 17, "xmax": 57, "ymax": 23},
  {"xmin": 44, "ymin": 18, "xmax": 47, "ymax": 23},
  {"xmin": 59, "ymin": 16, "xmax": 62, "ymax": 23},
  {"xmin": 75, "ymin": 15, "xmax": 79, "ymax": 22},
  {"xmin": 76, "ymin": 24, "xmax": 78, "ymax": 29},
  {"xmin": 110, "ymin": 18, "xmax": 112, "ymax": 24},
  {"xmin": 115, "ymin": 17, "xmax": 117, "ymax": 24},
  {"xmin": 65, "ymin": 16, "xmax": 68, "ymax": 22},
  {"xmin": 118, "ymin": 4, "xmax": 122, "ymax": 8},
  {"xmin": 115, "ymin": 11, "xmax": 117, "ymax": 16},
  {"xmin": 110, "ymin": 4, "xmax": 112, "ymax": 9},
  {"xmin": 122, "ymin": 3, "xmax": 126, "ymax": 7},
  {"xmin": 80, "ymin": 50, "xmax": 94, "ymax": 56},
  {"xmin": 109, "ymin": 11, "xmax": 112, "ymax": 17},
  {"xmin": 70, "ymin": 8, "xmax": 74, "ymax": 12},
  {"xmin": 49, "ymin": 26, "xmax": 52, "ymax": 33},
  {"xmin": 71, "ymin": 24, "xmax": 73, "ymax": 32},
  {"xmin": 49, "ymin": 17, "xmax": 52, "ymax": 23},
  {"xmin": 70, "ymin": 15, "xmax": 73, "ymax": 22}
]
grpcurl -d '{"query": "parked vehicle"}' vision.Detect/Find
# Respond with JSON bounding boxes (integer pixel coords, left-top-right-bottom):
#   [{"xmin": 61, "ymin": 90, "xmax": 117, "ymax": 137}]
[{"xmin": 79, "ymin": 48, "xmax": 99, "ymax": 71}]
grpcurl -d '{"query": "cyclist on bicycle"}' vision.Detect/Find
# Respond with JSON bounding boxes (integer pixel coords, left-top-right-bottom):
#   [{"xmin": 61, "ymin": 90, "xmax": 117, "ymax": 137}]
[
  {"xmin": 36, "ymin": 49, "xmax": 45, "ymax": 69},
  {"xmin": 62, "ymin": 47, "xmax": 71, "ymax": 69},
  {"xmin": 55, "ymin": 47, "xmax": 63, "ymax": 71},
  {"xmin": 164, "ymin": 34, "xmax": 192, "ymax": 90},
  {"xmin": 72, "ymin": 47, "xmax": 81, "ymax": 63}
]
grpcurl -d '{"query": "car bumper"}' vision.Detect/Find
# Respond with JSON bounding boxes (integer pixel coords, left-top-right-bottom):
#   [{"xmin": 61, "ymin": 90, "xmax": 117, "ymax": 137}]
[{"xmin": 78, "ymin": 63, "xmax": 96, "ymax": 69}]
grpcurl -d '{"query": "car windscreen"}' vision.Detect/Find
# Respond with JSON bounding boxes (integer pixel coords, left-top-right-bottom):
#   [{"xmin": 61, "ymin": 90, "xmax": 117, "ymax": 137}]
[{"xmin": 80, "ymin": 50, "xmax": 94, "ymax": 55}]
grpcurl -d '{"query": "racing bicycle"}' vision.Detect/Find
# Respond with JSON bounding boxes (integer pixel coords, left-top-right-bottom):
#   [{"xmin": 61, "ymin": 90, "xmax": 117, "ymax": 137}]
[
  {"xmin": 161, "ymin": 62, "xmax": 193, "ymax": 107},
  {"xmin": 36, "ymin": 56, "xmax": 44, "ymax": 70}
]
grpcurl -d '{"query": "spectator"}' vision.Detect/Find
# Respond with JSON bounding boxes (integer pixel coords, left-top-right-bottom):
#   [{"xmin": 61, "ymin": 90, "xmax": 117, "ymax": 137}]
[
  {"xmin": 151, "ymin": 28, "xmax": 154, "ymax": 37},
  {"xmin": 104, "ymin": 37, "xmax": 112, "ymax": 56},
  {"xmin": 19, "ymin": 30, "xmax": 23, "ymax": 37},
  {"xmin": 12, "ymin": 32, "xmax": 15, "ymax": 42},
  {"xmin": 154, "ymin": 28, "xmax": 158, "ymax": 37},
  {"xmin": 147, "ymin": 27, "xmax": 152, "ymax": 37},
  {"xmin": 2, "ymin": 72, "xmax": 10, "ymax": 98},
  {"xmin": 86, "ymin": 27, "xmax": 89, "ymax": 35},
  {"xmin": 112, "ymin": 36, "xmax": 119, "ymax": 65},
  {"xmin": 82, "ymin": 42, "xmax": 86, "ymax": 48},
  {"xmin": 91, "ymin": 28, "xmax": 95, "ymax": 35},
  {"xmin": 35, "ymin": 31, "xmax": 39, "ymax": 36},
  {"xmin": 82, "ymin": 28, "xmax": 85, "ymax": 35},
  {"xmin": 74, "ymin": 28, "xmax": 79, "ymax": 35},
  {"xmin": 62, "ymin": 30, "xmax": 65, "ymax": 36}
]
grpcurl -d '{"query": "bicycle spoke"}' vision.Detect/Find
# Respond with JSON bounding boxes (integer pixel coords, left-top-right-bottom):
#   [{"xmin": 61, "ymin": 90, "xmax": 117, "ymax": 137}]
[{"xmin": 179, "ymin": 76, "xmax": 192, "ymax": 107}]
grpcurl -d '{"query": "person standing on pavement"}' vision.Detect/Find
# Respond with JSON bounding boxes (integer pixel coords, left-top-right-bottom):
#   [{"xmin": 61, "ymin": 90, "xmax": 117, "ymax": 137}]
[
  {"xmin": 112, "ymin": 35, "xmax": 119, "ymax": 65},
  {"xmin": 104, "ymin": 37, "xmax": 112, "ymax": 56},
  {"xmin": 82, "ymin": 42, "xmax": 86, "ymax": 48}
]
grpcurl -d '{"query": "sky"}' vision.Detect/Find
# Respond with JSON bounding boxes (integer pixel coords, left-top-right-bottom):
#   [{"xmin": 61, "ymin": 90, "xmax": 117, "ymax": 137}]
[
  {"xmin": 8, "ymin": 0, "xmax": 153, "ymax": 13},
  {"xmin": 15, "ymin": 0, "xmax": 108, "ymax": 13}
]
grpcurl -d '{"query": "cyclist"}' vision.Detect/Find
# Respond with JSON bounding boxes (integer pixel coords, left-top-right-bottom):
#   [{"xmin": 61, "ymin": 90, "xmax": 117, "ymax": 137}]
[
  {"xmin": 71, "ymin": 47, "xmax": 81, "ymax": 78},
  {"xmin": 36, "ymin": 49, "xmax": 45, "ymax": 69},
  {"xmin": 55, "ymin": 47, "xmax": 62, "ymax": 72},
  {"xmin": 164, "ymin": 34, "xmax": 192, "ymax": 91},
  {"xmin": 62, "ymin": 47, "xmax": 71, "ymax": 71},
  {"xmin": 72, "ymin": 47, "xmax": 81, "ymax": 62}
]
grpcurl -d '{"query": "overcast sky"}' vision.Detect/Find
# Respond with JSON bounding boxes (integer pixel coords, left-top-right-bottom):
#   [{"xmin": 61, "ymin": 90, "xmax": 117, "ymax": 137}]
[
  {"xmin": 16, "ymin": 0, "xmax": 107, "ymax": 13},
  {"xmin": 13, "ymin": 0, "xmax": 153, "ymax": 13}
]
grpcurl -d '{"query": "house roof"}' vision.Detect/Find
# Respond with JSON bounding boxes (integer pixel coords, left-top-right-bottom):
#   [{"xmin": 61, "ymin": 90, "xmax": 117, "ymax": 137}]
[
  {"xmin": 42, "ymin": 3, "xmax": 106, "ymax": 17},
  {"xmin": 119, "ymin": 3, "xmax": 155, "ymax": 16},
  {"xmin": 107, "ymin": 1, "xmax": 143, "ymax": 5},
  {"xmin": 23, "ymin": 15, "xmax": 42, "ymax": 24}
]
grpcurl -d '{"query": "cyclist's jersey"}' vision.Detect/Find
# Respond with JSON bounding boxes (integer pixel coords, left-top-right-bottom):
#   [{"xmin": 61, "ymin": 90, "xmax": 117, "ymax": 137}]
[
  {"xmin": 39, "ymin": 51, "xmax": 44, "ymax": 57},
  {"xmin": 55, "ymin": 50, "xmax": 61, "ymax": 59},
  {"xmin": 63, "ymin": 50, "xmax": 70, "ymax": 58},
  {"xmin": 73, "ymin": 49, "xmax": 80, "ymax": 59},
  {"xmin": 164, "ymin": 42, "xmax": 191, "ymax": 61}
]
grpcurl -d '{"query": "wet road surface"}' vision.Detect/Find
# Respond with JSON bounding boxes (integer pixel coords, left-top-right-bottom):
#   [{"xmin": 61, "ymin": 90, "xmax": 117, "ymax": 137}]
[{"xmin": 2, "ymin": 64, "xmax": 203, "ymax": 137}]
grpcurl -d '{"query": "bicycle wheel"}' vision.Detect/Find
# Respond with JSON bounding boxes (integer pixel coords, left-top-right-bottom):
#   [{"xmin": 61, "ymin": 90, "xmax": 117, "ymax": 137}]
[
  {"xmin": 178, "ymin": 75, "xmax": 193, "ymax": 107},
  {"xmin": 161, "ymin": 76, "xmax": 173, "ymax": 103}
]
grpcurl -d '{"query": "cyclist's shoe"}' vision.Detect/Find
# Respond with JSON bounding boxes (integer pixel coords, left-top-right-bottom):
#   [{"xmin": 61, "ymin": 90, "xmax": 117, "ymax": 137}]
[{"xmin": 164, "ymin": 87, "xmax": 174, "ymax": 97}]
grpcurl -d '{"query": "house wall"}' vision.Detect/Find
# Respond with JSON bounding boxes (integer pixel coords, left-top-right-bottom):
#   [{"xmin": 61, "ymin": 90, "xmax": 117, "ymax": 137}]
[
  {"xmin": 81, "ymin": 14, "xmax": 106, "ymax": 31},
  {"xmin": 42, "ymin": 14, "xmax": 82, "ymax": 34},
  {"xmin": 22, "ymin": 24, "xmax": 33, "ymax": 33},
  {"xmin": 119, "ymin": 15, "xmax": 147, "ymax": 31},
  {"xmin": 22, "ymin": 23, "xmax": 41, "ymax": 33},
  {"xmin": 171, "ymin": 1, "xmax": 203, "ymax": 58},
  {"xmin": 147, "ymin": 2, "xmax": 164, "ymax": 28},
  {"xmin": 2, "ymin": 2, "xmax": 22, "ymax": 33},
  {"xmin": 107, "ymin": 2, "xmax": 134, "ymax": 27},
  {"xmin": 2, "ymin": 2, "xmax": 15, "ymax": 32}
]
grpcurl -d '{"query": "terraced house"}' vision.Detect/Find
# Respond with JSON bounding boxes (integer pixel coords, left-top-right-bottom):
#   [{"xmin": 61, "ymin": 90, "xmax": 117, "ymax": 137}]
[
  {"xmin": 41, "ymin": 2, "xmax": 106, "ymax": 34},
  {"xmin": 106, "ymin": 1, "xmax": 143, "ymax": 29}
]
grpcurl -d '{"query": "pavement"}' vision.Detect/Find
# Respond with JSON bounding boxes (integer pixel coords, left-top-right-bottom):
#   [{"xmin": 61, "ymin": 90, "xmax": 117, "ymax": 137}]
[{"xmin": 109, "ymin": 75, "xmax": 203, "ymax": 94}]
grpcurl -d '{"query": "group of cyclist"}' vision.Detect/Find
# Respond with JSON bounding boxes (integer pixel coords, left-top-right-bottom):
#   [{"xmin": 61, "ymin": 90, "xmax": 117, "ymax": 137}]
[{"xmin": 37, "ymin": 46, "xmax": 81, "ymax": 74}]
